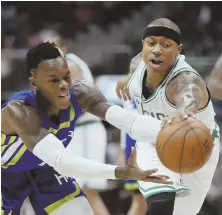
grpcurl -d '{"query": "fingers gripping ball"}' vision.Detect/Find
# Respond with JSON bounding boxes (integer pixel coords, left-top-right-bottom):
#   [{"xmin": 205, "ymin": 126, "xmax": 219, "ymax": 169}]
[{"xmin": 156, "ymin": 118, "xmax": 214, "ymax": 173}]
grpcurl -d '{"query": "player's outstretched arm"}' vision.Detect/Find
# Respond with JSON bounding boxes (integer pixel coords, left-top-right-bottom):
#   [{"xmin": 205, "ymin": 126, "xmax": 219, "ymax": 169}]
[
  {"xmin": 1, "ymin": 101, "xmax": 171, "ymax": 184},
  {"xmin": 74, "ymin": 80, "xmax": 162, "ymax": 143},
  {"xmin": 163, "ymin": 72, "xmax": 209, "ymax": 126}
]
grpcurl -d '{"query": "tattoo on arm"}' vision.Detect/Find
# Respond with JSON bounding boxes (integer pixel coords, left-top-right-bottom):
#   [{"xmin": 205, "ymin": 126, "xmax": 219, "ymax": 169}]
[
  {"xmin": 166, "ymin": 72, "xmax": 208, "ymax": 113},
  {"xmin": 73, "ymin": 80, "xmax": 113, "ymax": 119}
]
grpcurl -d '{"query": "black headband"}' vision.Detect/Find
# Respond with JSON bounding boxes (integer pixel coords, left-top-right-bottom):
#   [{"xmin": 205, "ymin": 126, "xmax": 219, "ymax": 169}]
[{"xmin": 143, "ymin": 26, "xmax": 181, "ymax": 44}]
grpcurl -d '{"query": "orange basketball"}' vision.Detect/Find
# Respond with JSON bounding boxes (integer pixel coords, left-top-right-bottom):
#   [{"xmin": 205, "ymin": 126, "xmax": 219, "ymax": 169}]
[{"xmin": 156, "ymin": 118, "xmax": 214, "ymax": 173}]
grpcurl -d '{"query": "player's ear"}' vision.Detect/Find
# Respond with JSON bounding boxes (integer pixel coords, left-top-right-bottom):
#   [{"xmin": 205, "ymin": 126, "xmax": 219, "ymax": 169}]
[
  {"xmin": 29, "ymin": 70, "xmax": 37, "ymax": 90},
  {"xmin": 177, "ymin": 44, "xmax": 182, "ymax": 55},
  {"xmin": 142, "ymin": 39, "xmax": 145, "ymax": 47}
]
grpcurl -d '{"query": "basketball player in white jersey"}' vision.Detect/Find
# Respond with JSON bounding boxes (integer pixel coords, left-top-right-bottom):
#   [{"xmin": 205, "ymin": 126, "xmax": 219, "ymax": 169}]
[{"xmin": 115, "ymin": 18, "xmax": 220, "ymax": 215}]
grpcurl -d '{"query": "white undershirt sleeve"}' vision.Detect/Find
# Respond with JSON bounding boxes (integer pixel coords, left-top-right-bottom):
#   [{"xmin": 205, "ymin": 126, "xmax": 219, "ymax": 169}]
[
  {"xmin": 105, "ymin": 105, "xmax": 161, "ymax": 143},
  {"xmin": 33, "ymin": 134, "xmax": 117, "ymax": 179}
]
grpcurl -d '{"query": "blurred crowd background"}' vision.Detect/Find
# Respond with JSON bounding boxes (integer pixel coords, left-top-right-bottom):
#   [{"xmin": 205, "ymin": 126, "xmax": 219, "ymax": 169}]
[{"xmin": 1, "ymin": 1, "xmax": 222, "ymax": 215}]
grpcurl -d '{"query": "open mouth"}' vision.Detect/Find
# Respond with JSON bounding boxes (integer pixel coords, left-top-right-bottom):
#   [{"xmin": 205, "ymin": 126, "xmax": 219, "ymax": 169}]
[
  {"xmin": 149, "ymin": 58, "xmax": 164, "ymax": 69},
  {"xmin": 150, "ymin": 59, "xmax": 163, "ymax": 65},
  {"xmin": 58, "ymin": 93, "xmax": 70, "ymax": 98}
]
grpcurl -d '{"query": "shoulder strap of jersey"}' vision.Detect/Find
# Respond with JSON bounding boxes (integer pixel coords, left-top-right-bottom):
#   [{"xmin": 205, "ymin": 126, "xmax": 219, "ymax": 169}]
[
  {"xmin": 127, "ymin": 60, "xmax": 146, "ymax": 97},
  {"xmin": 165, "ymin": 55, "xmax": 200, "ymax": 86}
]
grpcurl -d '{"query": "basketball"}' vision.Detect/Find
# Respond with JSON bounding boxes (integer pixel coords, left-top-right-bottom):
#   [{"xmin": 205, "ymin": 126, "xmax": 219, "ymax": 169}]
[{"xmin": 156, "ymin": 118, "xmax": 214, "ymax": 173}]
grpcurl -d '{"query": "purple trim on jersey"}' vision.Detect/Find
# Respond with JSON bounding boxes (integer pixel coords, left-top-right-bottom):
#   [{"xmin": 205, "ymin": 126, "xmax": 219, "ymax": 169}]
[
  {"xmin": 14, "ymin": 136, "xmax": 19, "ymax": 142},
  {"xmin": 1, "ymin": 144, "xmax": 14, "ymax": 157},
  {"xmin": 2, "ymin": 143, "xmax": 24, "ymax": 166},
  {"xmin": 2, "ymin": 166, "xmax": 84, "ymax": 213},
  {"xmin": 71, "ymin": 88, "xmax": 83, "ymax": 118},
  {"xmin": 3, "ymin": 136, "xmax": 11, "ymax": 145},
  {"xmin": 1, "ymin": 90, "xmax": 33, "ymax": 108},
  {"xmin": 1, "ymin": 89, "xmax": 83, "ymax": 172}
]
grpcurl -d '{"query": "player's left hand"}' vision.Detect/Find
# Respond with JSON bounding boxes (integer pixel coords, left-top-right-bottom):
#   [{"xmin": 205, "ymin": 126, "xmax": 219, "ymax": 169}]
[
  {"xmin": 116, "ymin": 77, "xmax": 131, "ymax": 101},
  {"xmin": 125, "ymin": 147, "xmax": 173, "ymax": 184},
  {"xmin": 161, "ymin": 109, "xmax": 196, "ymax": 127}
]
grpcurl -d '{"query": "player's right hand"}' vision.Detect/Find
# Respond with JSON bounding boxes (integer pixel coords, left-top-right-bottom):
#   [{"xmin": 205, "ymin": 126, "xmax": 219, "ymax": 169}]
[
  {"xmin": 115, "ymin": 148, "xmax": 173, "ymax": 184},
  {"xmin": 161, "ymin": 109, "xmax": 196, "ymax": 128},
  {"xmin": 116, "ymin": 77, "xmax": 131, "ymax": 101}
]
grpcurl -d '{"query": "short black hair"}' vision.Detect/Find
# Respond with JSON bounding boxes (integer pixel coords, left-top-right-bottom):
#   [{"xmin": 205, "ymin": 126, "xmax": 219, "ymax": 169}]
[{"xmin": 26, "ymin": 41, "xmax": 62, "ymax": 75}]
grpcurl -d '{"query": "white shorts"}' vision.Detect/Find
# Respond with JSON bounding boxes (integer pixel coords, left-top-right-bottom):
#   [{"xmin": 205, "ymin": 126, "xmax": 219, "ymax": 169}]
[
  {"xmin": 136, "ymin": 138, "xmax": 220, "ymax": 215},
  {"xmin": 68, "ymin": 121, "xmax": 108, "ymax": 190}
]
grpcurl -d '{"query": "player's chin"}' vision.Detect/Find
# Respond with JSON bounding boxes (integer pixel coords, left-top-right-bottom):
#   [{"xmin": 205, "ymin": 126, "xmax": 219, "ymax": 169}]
[
  {"xmin": 56, "ymin": 100, "xmax": 71, "ymax": 109},
  {"xmin": 56, "ymin": 94, "xmax": 71, "ymax": 109},
  {"xmin": 148, "ymin": 62, "xmax": 164, "ymax": 72},
  {"xmin": 60, "ymin": 102, "xmax": 70, "ymax": 109}
]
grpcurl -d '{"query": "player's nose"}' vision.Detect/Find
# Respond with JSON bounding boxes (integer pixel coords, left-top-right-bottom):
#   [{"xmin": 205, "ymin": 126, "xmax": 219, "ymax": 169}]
[
  {"xmin": 59, "ymin": 79, "xmax": 69, "ymax": 90},
  {"xmin": 152, "ymin": 44, "xmax": 162, "ymax": 56}
]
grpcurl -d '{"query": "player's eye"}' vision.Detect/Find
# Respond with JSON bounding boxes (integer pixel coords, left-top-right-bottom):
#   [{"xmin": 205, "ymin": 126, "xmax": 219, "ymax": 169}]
[
  {"xmin": 147, "ymin": 41, "xmax": 155, "ymax": 46},
  {"xmin": 162, "ymin": 43, "xmax": 171, "ymax": 48},
  {"xmin": 64, "ymin": 75, "xmax": 71, "ymax": 81},
  {"xmin": 49, "ymin": 79, "xmax": 59, "ymax": 83}
]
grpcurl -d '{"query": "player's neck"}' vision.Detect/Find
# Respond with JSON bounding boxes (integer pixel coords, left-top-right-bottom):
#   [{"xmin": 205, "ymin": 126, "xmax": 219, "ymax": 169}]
[
  {"xmin": 145, "ymin": 70, "xmax": 167, "ymax": 90},
  {"xmin": 145, "ymin": 64, "xmax": 174, "ymax": 90},
  {"xmin": 35, "ymin": 91, "xmax": 60, "ymax": 118}
]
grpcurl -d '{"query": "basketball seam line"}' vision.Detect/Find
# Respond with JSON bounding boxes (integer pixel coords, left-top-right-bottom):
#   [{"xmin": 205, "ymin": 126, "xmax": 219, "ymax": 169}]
[
  {"xmin": 179, "ymin": 127, "xmax": 193, "ymax": 173},
  {"xmin": 190, "ymin": 128, "xmax": 204, "ymax": 165},
  {"xmin": 159, "ymin": 120, "xmax": 198, "ymax": 163},
  {"xmin": 189, "ymin": 123, "xmax": 213, "ymax": 148},
  {"xmin": 159, "ymin": 123, "xmax": 187, "ymax": 159},
  {"xmin": 187, "ymin": 122, "xmax": 209, "ymax": 135}
]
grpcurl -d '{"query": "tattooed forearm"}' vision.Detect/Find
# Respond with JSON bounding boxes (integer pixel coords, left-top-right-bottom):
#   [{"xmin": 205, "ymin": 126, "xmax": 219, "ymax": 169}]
[
  {"xmin": 73, "ymin": 80, "xmax": 113, "ymax": 119},
  {"xmin": 166, "ymin": 72, "xmax": 208, "ymax": 113}
]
